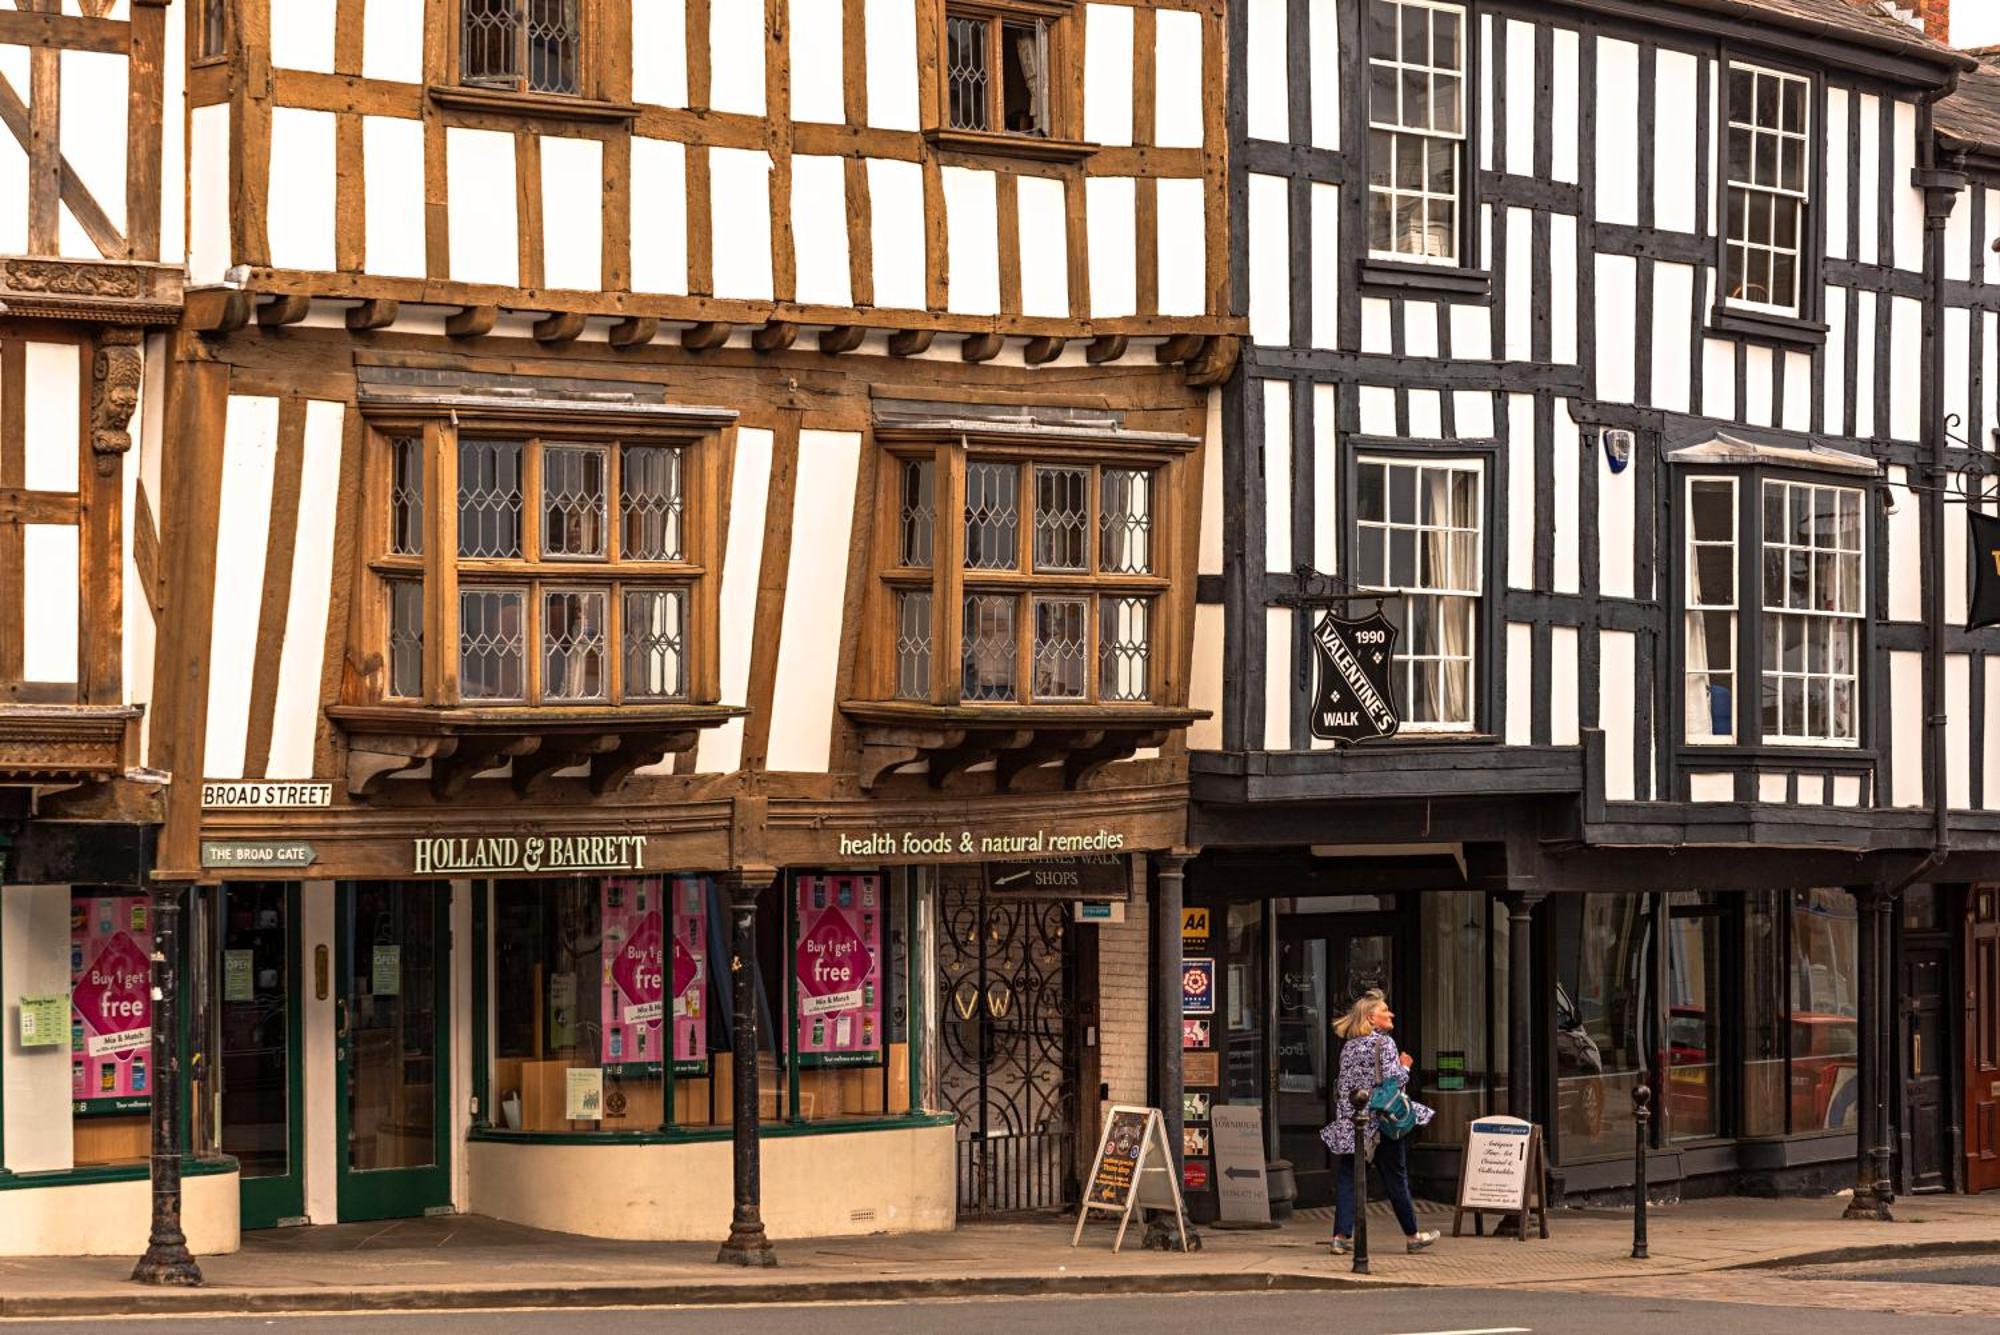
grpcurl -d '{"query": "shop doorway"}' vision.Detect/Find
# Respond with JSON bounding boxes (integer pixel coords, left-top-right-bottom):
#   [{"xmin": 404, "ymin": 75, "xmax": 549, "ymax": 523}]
[
  {"xmin": 1275, "ymin": 913, "xmax": 1397, "ymax": 1207},
  {"xmin": 1967, "ymin": 887, "xmax": 2000, "ymax": 1194},
  {"xmin": 937, "ymin": 871, "xmax": 1082, "ymax": 1216},
  {"xmin": 215, "ymin": 884, "xmax": 305, "ymax": 1230},
  {"xmin": 335, "ymin": 883, "xmax": 452, "ymax": 1222},
  {"xmin": 1901, "ymin": 940, "xmax": 1951, "ymax": 1192}
]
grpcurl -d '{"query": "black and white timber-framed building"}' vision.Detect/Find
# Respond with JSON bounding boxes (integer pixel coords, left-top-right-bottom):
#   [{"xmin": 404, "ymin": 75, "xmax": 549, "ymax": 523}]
[{"xmin": 1178, "ymin": 0, "xmax": 2000, "ymax": 1213}]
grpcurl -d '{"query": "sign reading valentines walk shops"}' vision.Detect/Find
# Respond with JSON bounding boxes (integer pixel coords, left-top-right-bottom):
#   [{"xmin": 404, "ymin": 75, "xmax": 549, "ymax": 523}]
[
  {"xmin": 794, "ymin": 873, "xmax": 884, "ymax": 1069},
  {"xmin": 71, "ymin": 893, "xmax": 153, "ymax": 1115},
  {"xmin": 600, "ymin": 877, "xmax": 707, "ymax": 1076}
]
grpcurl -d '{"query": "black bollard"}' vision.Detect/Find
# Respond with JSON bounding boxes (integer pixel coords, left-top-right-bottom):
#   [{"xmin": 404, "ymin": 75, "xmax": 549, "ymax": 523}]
[
  {"xmin": 1350, "ymin": 1088, "xmax": 1372, "ymax": 1275},
  {"xmin": 1631, "ymin": 1084, "xmax": 1652, "ymax": 1260}
]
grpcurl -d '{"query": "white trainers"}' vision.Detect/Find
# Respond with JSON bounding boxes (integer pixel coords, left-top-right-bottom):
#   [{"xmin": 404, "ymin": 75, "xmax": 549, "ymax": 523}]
[{"xmin": 1406, "ymin": 1229, "xmax": 1440, "ymax": 1253}]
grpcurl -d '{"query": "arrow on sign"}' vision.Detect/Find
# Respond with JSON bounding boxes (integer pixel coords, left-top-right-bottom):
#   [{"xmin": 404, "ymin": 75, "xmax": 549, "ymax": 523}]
[{"xmin": 1223, "ymin": 1166, "xmax": 1261, "ymax": 1181}]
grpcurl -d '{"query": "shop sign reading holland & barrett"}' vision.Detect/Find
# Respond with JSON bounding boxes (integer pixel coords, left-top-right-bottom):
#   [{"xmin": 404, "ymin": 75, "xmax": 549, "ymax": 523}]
[{"xmin": 412, "ymin": 834, "xmax": 649, "ymax": 876}]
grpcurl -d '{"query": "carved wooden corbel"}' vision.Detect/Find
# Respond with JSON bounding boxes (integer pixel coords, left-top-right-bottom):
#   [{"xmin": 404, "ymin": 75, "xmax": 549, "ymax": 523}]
[{"xmin": 90, "ymin": 329, "xmax": 143, "ymax": 478}]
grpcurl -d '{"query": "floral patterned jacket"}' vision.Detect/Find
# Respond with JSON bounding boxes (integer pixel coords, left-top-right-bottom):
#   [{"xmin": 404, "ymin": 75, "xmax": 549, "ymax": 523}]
[{"xmin": 1320, "ymin": 1030, "xmax": 1436, "ymax": 1156}]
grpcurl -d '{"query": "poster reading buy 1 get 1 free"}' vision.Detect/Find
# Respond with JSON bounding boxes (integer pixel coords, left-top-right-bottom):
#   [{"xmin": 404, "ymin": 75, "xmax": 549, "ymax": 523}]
[
  {"xmin": 599, "ymin": 877, "xmax": 708, "ymax": 1076},
  {"xmin": 794, "ymin": 873, "xmax": 883, "ymax": 1069},
  {"xmin": 71, "ymin": 893, "xmax": 154, "ymax": 1115}
]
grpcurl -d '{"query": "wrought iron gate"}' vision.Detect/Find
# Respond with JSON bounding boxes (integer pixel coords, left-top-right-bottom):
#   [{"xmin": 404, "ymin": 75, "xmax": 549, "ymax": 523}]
[{"xmin": 937, "ymin": 870, "xmax": 1080, "ymax": 1215}]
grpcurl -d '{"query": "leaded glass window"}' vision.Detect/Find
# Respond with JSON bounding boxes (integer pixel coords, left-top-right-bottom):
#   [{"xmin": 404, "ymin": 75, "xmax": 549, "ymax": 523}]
[
  {"xmin": 458, "ymin": 438, "xmax": 523, "ymax": 559},
  {"xmin": 1033, "ymin": 597, "xmax": 1088, "ymax": 700},
  {"xmin": 622, "ymin": 445, "xmax": 684, "ymax": 561},
  {"xmin": 542, "ymin": 444, "xmax": 607, "ymax": 559},
  {"xmin": 1100, "ymin": 469, "xmax": 1152, "ymax": 575},
  {"xmin": 900, "ymin": 459, "xmax": 936, "ymax": 568},
  {"xmin": 460, "ymin": 587, "xmax": 527, "ymax": 701},
  {"xmin": 463, "ymin": 0, "xmax": 581, "ymax": 96},
  {"xmin": 387, "ymin": 578, "xmax": 424, "ymax": 698},
  {"xmin": 1100, "ymin": 597, "xmax": 1151, "ymax": 702},
  {"xmin": 896, "ymin": 590, "xmax": 934, "ymax": 701},
  {"xmin": 965, "ymin": 461, "xmax": 1021, "ymax": 570},
  {"xmin": 623, "ymin": 588, "xmax": 688, "ymax": 701},
  {"xmin": 962, "ymin": 594, "xmax": 1018, "ymax": 702},
  {"xmin": 390, "ymin": 436, "xmax": 424, "ymax": 556},
  {"xmin": 542, "ymin": 588, "xmax": 607, "ymax": 701}
]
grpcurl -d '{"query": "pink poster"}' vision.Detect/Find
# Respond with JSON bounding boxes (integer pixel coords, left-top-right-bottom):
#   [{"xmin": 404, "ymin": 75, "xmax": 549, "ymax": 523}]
[
  {"xmin": 794, "ymin": 873, "xmax": 883, "ymax": 1069},
  {"xmin": 601, "ymin": 877, "xmax": 707, "ymax": 1075},
  {"xmin": 70, "ymin": 893, "xmax": 153, "ymax": 1115}
]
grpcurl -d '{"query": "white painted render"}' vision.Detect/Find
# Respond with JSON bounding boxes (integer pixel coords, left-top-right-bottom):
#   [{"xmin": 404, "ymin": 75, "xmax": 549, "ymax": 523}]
[
  {"xmin": 541, "ymin": 136, "xmax": 605, "ymax": 292},
  {"xmin": 696, "ymin": 427, "xmax": 772, "ymax": 775},
  {"xmin": 708, "ymin": 148, "xmax": 775, "ymax": 301},
  {"xmin": 445, "ymin": 127, "xmax": 520, "ymax": 287},
  {"xmin": 267, "ymin": 108, "xmax": 338, "ymax": 273},
  {"xmin": 202, "ymin": 396, "xmax": 281, "ymax": 783},
  {"xmin": 765, "ymin": 431, "xmax": 863, "ymax": 773},
  {"xmin": 942, "ymin": 166, "xmax": 1000, "ymax": 316},
  {"xmin": 1085, "ymin": 174, "xmax": 1138, "ymax": 319},
  {"xmin": 792, "ymin": 154, "xmax": 853, "ymax": 308},
  {"xmin": 629, "ymin": 137, "xmax": 690, "ymax": 295},
  {"xmin": 1084, "ymin": 3, "xmax": 1135, "ymax": 147},
  {"xmin": 266, "ymin": 402, "xmax": 345, "ymax": 782}
]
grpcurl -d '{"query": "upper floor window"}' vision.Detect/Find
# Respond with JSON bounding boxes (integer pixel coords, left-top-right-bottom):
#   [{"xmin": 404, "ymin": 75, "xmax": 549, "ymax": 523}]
[
  {"xmin": 1354, "ymin": 455, "xmax": 1483, "ymax": 731},
  {"xmin": 1366, "ymin": 0, "xmax": 1466, "ymax": 264},
  {"xmin": 943, "ymin": 2, "xmax": 1066, "ymax": 137},
  {"xmin": 373, "ymin": 416, "xmax": 713, "ymax": 709},
  {"xmin": 462, "ymin": 0, "xmax": 581, "ymax": 96},
  {"xmin": 1724, "ymin": 63, "xmax": 1811, "ymax": 316},
  {"xmin": 1685, "ymin": 477, "xmax": 1739, "ymax": 744},
  {"xmin": 198, "ymin": 0, "xmax": 228, "ymax": 61},
  {"xmin": 883, "ymin": 444, "xmax": 1168, "ymax": 706}
]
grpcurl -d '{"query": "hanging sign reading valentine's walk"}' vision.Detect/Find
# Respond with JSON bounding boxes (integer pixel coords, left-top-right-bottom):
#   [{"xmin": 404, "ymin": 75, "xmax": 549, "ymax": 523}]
[
  {"xmin": 1308, "ymin": 609, "xmax": 1401, "ymax": 746},
  {"xmin": 795, "ymin": 873, "xmax": 884, "ymax": 1069},
  {"xmin": 1969, "ymin": 511, "xmax": 2000, "ymax": 631},
  {"xmin": 71, "ymin": 893, "xmax": 153, "ymax": 1116}
]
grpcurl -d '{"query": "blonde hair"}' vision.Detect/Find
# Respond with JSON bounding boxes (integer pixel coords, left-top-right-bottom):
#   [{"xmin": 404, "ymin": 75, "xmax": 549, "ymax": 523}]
[{"xmin": 1333, "ymin": 989, "xmax": 1388, "ymax": 1040}]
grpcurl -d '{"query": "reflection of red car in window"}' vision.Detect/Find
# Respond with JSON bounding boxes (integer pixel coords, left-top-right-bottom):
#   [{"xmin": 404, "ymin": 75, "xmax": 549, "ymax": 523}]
[
  {"xmin": 1663, "ymin": 1007, "xmax": 1856, "ymax": 1132},
  {"xmin": 1664, "ymin": 1007, "xmax": 1714, "ymax": 1127}
]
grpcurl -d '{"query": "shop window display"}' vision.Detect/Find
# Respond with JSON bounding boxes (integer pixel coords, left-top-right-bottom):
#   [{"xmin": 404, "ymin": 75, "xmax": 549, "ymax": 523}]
[
  {"xmin": 1789, "ymin": 888, "xmax": 1858, "ymax": 1132},
  {"xmin": 1551, "ymin": 894, "xmax": 1649, "ymax": 1162},
  {"xmin": 70, "ymin": 889, "xmax": 153, "ymax": 1166},
  {"xmin": 1412, "ymin": 893, "xmax": 1506, "ymax": 1146}
]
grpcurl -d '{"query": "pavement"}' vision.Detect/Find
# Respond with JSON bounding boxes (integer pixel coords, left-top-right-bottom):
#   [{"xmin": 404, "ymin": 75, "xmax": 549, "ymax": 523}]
[{"xmin": 2, "ymin": 1191, "xmax": 1999, "ymax": 1318}]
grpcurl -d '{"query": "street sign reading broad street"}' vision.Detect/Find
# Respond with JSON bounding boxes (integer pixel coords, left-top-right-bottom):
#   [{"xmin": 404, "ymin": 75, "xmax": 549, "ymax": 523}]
[{"xmin": 1309, "ymin": 608, "xmax": 1401, "ymax": 746}]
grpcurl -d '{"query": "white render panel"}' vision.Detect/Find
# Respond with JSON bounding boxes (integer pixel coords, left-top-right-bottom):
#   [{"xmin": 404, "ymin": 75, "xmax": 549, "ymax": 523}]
[
  {"xmin": 1246, "ymin": 0, "xmax": 1288, "ymax": 143},
  {"xmin": 1890, "ymin": 650, "xmax": 1923, "ymax": 807},
  {"xmin": 1887, "ymin": 465, "xmax": 1920, "ymax": 621},
  {"xmin": 1505, "ymin": 19, "xmax": 1534, "ymax": 175},
  {"xmin": 1550, "ymin": 27, "xmax": 1579, "ymax": 184},
  {"xmin": 0, "ymin": 48, "xmax": 23, "ymax": 256},
  {"xmin": 1506, "ymin": 393, "xmax": 1534, "ymax": 590},
  {"xmin": 1450, "ymin": 303, "xmax": 1490, "ymax": 360},
  {"xmin": 188, "ymin": 103, "xmax": 231, "ymax": 285},
  {"xmin": 1157, "ymin": 176, "xmax": 1206, "ymax": 317},
  {"xmin": 790, "ymin": 0, "xmax": 845, "ymax": 124},
  {"xmin": 1594, "ymin": 38, "xmax": 1639, "ymax": 226},
  {"xmin": 22, "ymin": 342, "xmax": 79, "ymax": 494},
  {"xmin": 1947, "ymin": 474, "xmax": 1968, "ymax": 627},
  {"xmin": 1853, "ymin": 290, "xmax": 1878, "ymax": 436},
  {"xmin": 1701, "ymin": 337, "xmax": 1735, "ymax": 421},
  {"xmin": 1016, "ymin": 174, "xmax": 1070, "ymax": 319},
  {"xmin": 790, "ymin": 154, "xmax": 853, "ymax": 307},
  {"xmin": 1505, "ymin": 622, "xmax": 1532, "ymax": 745},
  {"xmin": 1948, "ymin": 654, "xmax": 1971, "ymax": 810},
  {"xmin": 1479, "ymin": 17, "xmax": 1494, "ymax": 172},
  {"xmin": 1313, "ymin": 384, "xmax": 1338, "ymax": 573},
  {"xmin": 1550, "ymin": 626, "xmax": 1580, "ymax": 747},
  {"xmin": 766, "ymin": 431, "xmax": 862, "ymax": 773},
  {"xmin": 1893, "ymin": 100, "xmax": 1920, "ymax": 272},
  {"xmin": 1988, "ymin": 190, "xmax": 2000, "ymax": 284},
  {"xmin": 267, "ymin": 401, "xmax": 345, "ymax": 781},
  {"xmin": 629, "ymin": 137, "xmax": 689, "ymax": 295},
  {"xmin": 1549, "ymin": 215, "xmax": 1577, "ymax": 365},
  {"xmin": 1987, "ymin": 657, "xmax": 2000, "ymax": 810},
  {"xmin": 363, "ymin": 116, "xmax": 427, "ymax": 279},
  {"xmin": 446, "ymin": 127, "xmax": 520, "ymax": 287},
  {"xmin": 1890, "ymin": 296, "xmax": 1921, "ymax": 441},
  {"xmin": 1688, "ymin": 772, "xmax": 1735, "ymax": 802},
  {"xmin": 1405, "ymin": 302, "xmax": 1438, "ymax": 360},
  {"xmin": 1825, "ymin": 88, "xmax": 1850, "ymax": 261},
  {"xmin": 1946, "ymin": 307, "xmax": 1972, "ymax": 447},
  {"xmin": 868, "ymin": 158, "xmax": 926, "ymax": 310},
  {"xmin": 864, "ymin": 0, "xmax": 919, "ymax": 130},
  {"xmin": 1986, "ymin": 313, "xmax": 1999, "ymax": 448},
  {"xmin": 362, "ymin": 0, "xmax": 425, "ymax": 83},
  {"xmin": 708, "ymin": 148, "xmax": 775, "ymax": 301},
  {"xmin": 1357, "ymin": 385, "xmax": 1395, "ymax": 436},
  {"xmin": 269, "ymin": 0, "xmax": 336, "ymax": 73},
  {"xmin": 1743, "ymin": 345, "xmax": 1773, "ymax": 429},
  {"xmin": 1308, "ymin": 0, "xmax": 1339, "ymax": 150},
  {"xmin": 1246, "ymin": 173, "xmax": 1288, "ymax": 344},
  {"xmin": 1264, "ymin": 380, "xmax": 1292, "ymax": 575},
  {"xmin": 1086, "ymin": 175, "xmax": 1138, "ymax": 319},
  {"xmin": 1453, "ymin": 391, "xmax": 1494, "ymax": 438},
  {"xmin": 1857, "ymin": 93, "xmax": 1881, "ymax": 264},
  {"xmin": 160, "ymin": 5, "xmax": 183, "ymax": 262},
  {"xmin": 1594, "ymin": 254, "xmax": 1637, "ymax": 404},
  {"xmin": 1833, "ymin": 774, "xmax": 1863, "ymax": 807},
  {"xmin": 1504, "ymin": 206, "xmax": 1532, "ymax": 361},
  {"xmin": 1551, "ymin": 400, "xmax": 1579, "ymax": 596},
  {"xmin": 1797, "ymin": 774, "xmax": 1824, "ymax": 804},
  {"xmin": 940, "ymin": 163, "xmax": 996, "ymax": 313},
  {"xmin": 1782, "ymin": 351, "xmax": 1811, "ymax": 434},
  {"xmin": 1947, "ymin": 183, "xmax": 1974, "ymax": 283},
  {"xmin": 1653, "ymin": 50, "xmax": 1698, "ymax": 232},
  {"xmin": 1650, "ymin": 261, "xmax": 1694, "ymax": 415},
  {"xmin": 697, "ymin": 428, "xmax": 773, "ymax": 774},
  {"xmin": 1200, "ymin": 389, "xmax": 1224, "ymax": 576},
  {"xmin": 708, "ymin": 0, "xmax": 766, "ymax": 115},
  {"xmin": 1823, "ymin": 287, "xmax": 1848, "ymax": 436},
  {"xmin": 1264, "ymin": 607, "xmax": 1291, "ymax": 749},
  {"xmin": 1310, "ymin": 181, "xmax": 1339, "ymax": 349},
  {"xmin": 1361, "ymin": 298, "xmax": 1392, "ymax": 356},
  {"xmin": 1408, "ymin": 389, "xmax": 1441, "ymax": 439},
  {"xmin": 1157, "ymin": 9, "xmax": 1205, "ymax": 149},
  {"xmin": 21, "ymin": 525, "xmax": 78, "ymax": 684},
  {"xmin": 1188, "ymin": 603, "xmax": 1223, "ymax": 751},
  {"xmin": 203, "ymin": 397, "xmax": 282, "ymax": 782},
  {"xmin": 1601, "ymin": 631, "xmax": 1636, "ymax": 800},
  {"xmin": 1084, "ymin": 3, "xmax": 1135, "ymax": 147},
  {"xmin": 1758, "ymin": 773, "xmax": 1787, "ymax": 803},
  {"xmin": 540, "ymin": 135, "xmax": 604, "ymax": 292},
  {"xmin": 58, "ymin": 50, "xmax": 126, "ymax": 244},
  {"xmin": 1599, "ymin": 425, "xmax": 1634, "ymax": 600}
]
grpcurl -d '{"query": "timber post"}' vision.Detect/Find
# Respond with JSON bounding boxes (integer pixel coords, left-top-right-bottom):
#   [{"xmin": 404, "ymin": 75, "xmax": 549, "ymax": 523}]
[
  {"xmin": 717, "ymin": 868, "xmax": 778, "ymax": 1268},
  {"xmin": 131, "ymin": 882, "xmax": 201, "ymax": 1286}
]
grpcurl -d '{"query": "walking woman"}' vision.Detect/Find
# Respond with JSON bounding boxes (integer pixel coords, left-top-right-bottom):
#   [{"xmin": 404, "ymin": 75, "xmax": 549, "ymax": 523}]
[{"xmin": 1324, "ymin": 990, "xmax": 1439, "ymax": 1254}]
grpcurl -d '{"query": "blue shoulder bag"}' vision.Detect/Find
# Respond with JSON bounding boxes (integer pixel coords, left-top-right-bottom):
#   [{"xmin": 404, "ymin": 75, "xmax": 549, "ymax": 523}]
[{"xmin": 1367, "ymin": 1036, "xmax": 1419, "ymax": 1140}]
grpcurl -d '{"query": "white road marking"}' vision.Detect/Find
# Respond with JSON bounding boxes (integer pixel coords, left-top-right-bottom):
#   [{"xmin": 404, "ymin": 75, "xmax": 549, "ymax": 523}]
[{"xmin": 1387, "ymin": 1328, "xmax": 1533, "ymax": 1335}]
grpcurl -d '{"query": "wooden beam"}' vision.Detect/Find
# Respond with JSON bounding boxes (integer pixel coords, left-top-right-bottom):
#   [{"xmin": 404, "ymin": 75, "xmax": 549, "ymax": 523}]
[
  {"xmin": 346, "ymin": 298, "xmax": 400, "ymax": 331},
  {"xmin": 256, "ymin": 295, "xmax": 312, "ymax": 327},
  {"xmin": 1156, "ymin": 333, "xmax": 1205, "ymax": 363},
  {"xmin": 608, "ymin": 316, "xmax": 659, "ymax": 348},
  {"xmin": 818, "ymin": 324, "xmax": 867, "ymax": 355},
  {"xmin": 681, "ymin": 321, "xmax": 732, "ymax": 351},
  {"xmin": 184, "ymin": 289, "xmax": 253, "ymax": 333},
  {"xmin": 961, "ymin": 332, "xmax": 1003, "ymax": 363},
  {"xmin": 751, "ymin": 320, "xmax": 798, "ymax": 352},
  {"xmin": 532, "ymin": 311, "xmax": 588, "ymax": 344},
  {"xmin": 888, "ymin": 328, "xmax": 935, "ymax": 357},
  {"xmin": 1085, "ymin": 334, "xmax": 1128, "ymax": 364},
  {"xmin": 1023, "ymin": 336, "xmax": 1065, "ymax": 365},
  {"xmin": 445, "ymin": 304, "xmax": 499, "ymax": 338}
]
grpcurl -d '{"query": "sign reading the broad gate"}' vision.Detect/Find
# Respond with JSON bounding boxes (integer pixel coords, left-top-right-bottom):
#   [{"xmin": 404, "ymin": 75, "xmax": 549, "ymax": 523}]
[{"xmin": 1308, "ymin": 609, "xmax": 1401, "ymax": 746}]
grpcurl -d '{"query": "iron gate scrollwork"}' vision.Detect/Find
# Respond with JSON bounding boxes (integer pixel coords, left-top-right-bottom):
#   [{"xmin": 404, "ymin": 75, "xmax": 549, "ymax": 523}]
[{"xmin": 938, "ymin": 870, "xmax": 1080, "ymax": 1215}]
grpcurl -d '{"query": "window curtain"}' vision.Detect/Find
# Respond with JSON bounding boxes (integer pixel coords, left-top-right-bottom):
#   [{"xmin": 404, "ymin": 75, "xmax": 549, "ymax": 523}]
[
  {"xmin": 1013, "ymin": 22, "xmax": 1047, "ymax": 133},
  {"xmin": 1685, "ymin": 607, "xmax": 1716, "ymax": 739},
  {"xmin": 1425, "ymin": 470, "xmax": 1472, "ymax": 722}
]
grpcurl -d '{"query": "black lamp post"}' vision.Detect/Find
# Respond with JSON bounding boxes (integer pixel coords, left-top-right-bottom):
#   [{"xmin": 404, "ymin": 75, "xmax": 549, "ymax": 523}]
[
  {"xmin": 717, "ymin": 869, "xmax": 777, "ymax": 1267},
  {"xmin": 132, "ymin": 884, "xmax": 202, "ymax": 1286}
]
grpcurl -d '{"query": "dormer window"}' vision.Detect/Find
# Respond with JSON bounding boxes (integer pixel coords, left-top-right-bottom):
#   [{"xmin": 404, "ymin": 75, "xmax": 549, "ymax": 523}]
[{"xmin": 461, "ymin": 0, "xmax": 582, "ymax": 96}]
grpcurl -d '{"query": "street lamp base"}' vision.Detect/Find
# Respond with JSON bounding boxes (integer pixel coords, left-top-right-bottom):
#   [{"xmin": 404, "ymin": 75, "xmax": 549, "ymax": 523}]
[
  {"xmin": 131, "ymin": 1243, "xmax": 204, "ymax": 1287},
  {"xmin": 1840, "ymin": 1194, "xmax": 1893, "ymax": 1222},
  {"xmin": 717, "ymin": 1225, "xmax": 778, "ymax": 1268}
]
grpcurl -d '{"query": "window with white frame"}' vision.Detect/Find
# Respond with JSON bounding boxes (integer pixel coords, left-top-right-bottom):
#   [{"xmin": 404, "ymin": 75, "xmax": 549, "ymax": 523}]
[
  {"xmin": 1684, "ymin": 477, "xmax": 1739, "ymax": 744},
  {"xmin": 1724, "ymin": 63, "xmax": 1811, "ymax": 315},
  {"xmin": 1365, "ymin": 0, "xmax": 1466, "ymax": 264},
  {"xmin": 1760, "ymin": 480, "xmax": 1862, "ymax": 744},
  {"xmin": 1355, "ymin": 456, "xmax": 1482, "ymax": 730}
]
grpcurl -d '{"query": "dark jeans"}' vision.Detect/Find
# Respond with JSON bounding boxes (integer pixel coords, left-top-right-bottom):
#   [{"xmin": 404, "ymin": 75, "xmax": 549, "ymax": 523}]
[{"xmin": 1333, "ymin": 1132, "xmax": 1420, "ymax": 1238}]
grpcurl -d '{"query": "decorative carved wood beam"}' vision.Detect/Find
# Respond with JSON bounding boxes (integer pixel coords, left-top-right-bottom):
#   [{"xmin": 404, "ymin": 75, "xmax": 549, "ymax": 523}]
[
  {"xmin": 445, "ymin": 304, "xmax": 498, "ymax": 338},
  {"xmin": 1085, "ymin": 334, "xmax": 1128, "ymax": 364},
  {"xmin": 1023, "ymin": 336, "xmax": 1065, "ymax": 365},
  {"xmin": 888, "ymin": 328, "xmax": 935, "ymax": 356},
  {"xmin": 533, "ymin": 310, "xmax": 588, "ymax": 344},
  {"xmin": 1156, "ymin": 332, "xmax": 1206, "ymax": 364},
  {"xmin": 256, "ymin": 295, "xmax": 312, "ymax": 327},
  {"xmin": 818, "ymin": 324, "xmax": 867, "ymax": 355},
  {"xmin": 961, "ymin": 332, "xmax": 1004, "ymax": 363},
  {"xmin": 512, "ymin": 733, "xmax": 621, "ymax": 797},
  {"xmin": 431, "ymin": 735, "xmax": 539, "ymax": 801},
  {"xmin": 752, "ymin": 320, "xmax": 798, "ymax": 352},
  {"xmin": 1186, "ymin": 334, "xmax": 1241, "ymax": 388},
  {"xmin": 1064, "ymin": 728, "xmax": 1169, "ymax": 789},
  {"xmin": 681, "ymin": 321, "xmax": 732, "ymax": 351},
  {"xmin": 346, "ymin": 736, "xmax": 458, "ymax": 799},
  {"xmin": 589, "ymin": 729, "xmax": 701, "ymax": 794},
  {"xmin": 930, "ymin": 729, "xmax": 1032, "ymax": 790},
  {"xmin": 609, "ymin": 316, "xmax": 659, "ymax": 348},
  {"xmin": 346, "ymin": 298, "xmax": 399, "ymax": 331},
  {"xmin": 996, "ymin": 728, "xmax": 1106, "ymax": 792}
]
